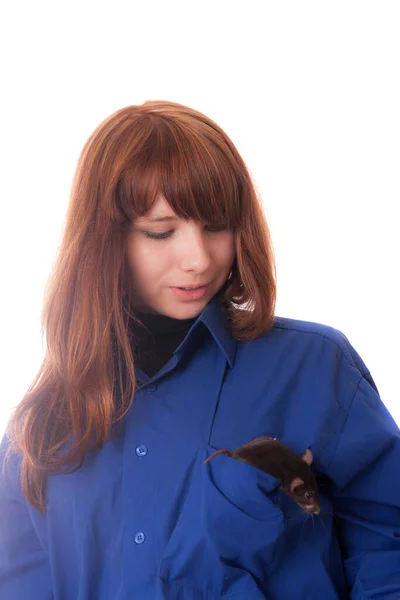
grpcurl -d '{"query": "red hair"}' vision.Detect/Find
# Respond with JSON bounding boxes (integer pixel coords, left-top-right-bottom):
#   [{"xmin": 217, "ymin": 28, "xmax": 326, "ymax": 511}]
[{"xmin": 3, "ymin": 100, "xmax": 277, "ymax": 514}]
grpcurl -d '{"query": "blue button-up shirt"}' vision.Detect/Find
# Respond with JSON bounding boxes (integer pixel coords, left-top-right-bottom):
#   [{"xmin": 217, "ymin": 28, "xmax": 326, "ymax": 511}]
[{"xmin": 1, "ymin": 296, "xmax": 399, "ymax": 599}]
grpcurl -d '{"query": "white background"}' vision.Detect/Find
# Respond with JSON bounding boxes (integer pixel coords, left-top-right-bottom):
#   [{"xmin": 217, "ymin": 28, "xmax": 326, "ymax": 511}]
[{"xmin": 0, "ymin": 1, "xmax": 399, "ymax": 437}]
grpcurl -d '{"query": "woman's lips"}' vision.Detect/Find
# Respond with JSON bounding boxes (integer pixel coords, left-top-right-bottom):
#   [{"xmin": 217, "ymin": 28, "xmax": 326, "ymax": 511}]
[{"xmin": 170, "ymin": 284, "xmax": 209, "ymax": 301}]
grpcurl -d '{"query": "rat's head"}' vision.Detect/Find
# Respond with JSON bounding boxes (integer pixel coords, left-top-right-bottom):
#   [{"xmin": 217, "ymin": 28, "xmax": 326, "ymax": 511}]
[{"xmin": 285, "ymin": 449, "xmax": 320, "ymax": 514}]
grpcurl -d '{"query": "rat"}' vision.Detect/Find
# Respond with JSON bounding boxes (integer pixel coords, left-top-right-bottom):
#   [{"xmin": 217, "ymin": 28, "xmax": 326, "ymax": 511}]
[{"xmin": 204, "ymin": 435, "xmax": 320, "ymax": 514}]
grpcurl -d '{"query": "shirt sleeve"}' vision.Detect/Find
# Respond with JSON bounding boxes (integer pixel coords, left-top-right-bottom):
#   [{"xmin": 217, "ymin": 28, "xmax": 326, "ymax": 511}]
[
  {"xmin": 0, "ymin": 435, "xmax": 53, "ymax": 599},
  {"xmin": 327, "ymin": 370, "xmax": 400, "ymax": 599}
]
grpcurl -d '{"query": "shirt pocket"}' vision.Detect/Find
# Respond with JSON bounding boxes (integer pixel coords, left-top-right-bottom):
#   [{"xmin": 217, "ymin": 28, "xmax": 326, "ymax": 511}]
[{"xmin": 157, "ymin": 445, "xmax": 285, "ymax": 599}]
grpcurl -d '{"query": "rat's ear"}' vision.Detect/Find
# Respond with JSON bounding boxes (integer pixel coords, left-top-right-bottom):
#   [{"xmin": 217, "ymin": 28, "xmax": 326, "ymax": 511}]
[
  {"xmin": 290, "ymin": 477, "xmax": 304, "ymax": 493},
  {"xmin": 302, "ymin": 449, "xmax": 313, "ymax": 465}
]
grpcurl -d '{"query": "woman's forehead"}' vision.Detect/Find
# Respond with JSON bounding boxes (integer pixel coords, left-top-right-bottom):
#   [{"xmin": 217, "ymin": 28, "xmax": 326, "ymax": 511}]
[{"xmin": 143, "ymin": 195, "xmax": 175, "ymax": 216}]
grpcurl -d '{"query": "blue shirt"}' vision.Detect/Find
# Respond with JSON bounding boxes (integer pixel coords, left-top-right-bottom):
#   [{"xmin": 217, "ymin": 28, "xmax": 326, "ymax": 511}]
[{"xmin": 1, "ymin": 296, "xmax": 399, "ymax": 599}]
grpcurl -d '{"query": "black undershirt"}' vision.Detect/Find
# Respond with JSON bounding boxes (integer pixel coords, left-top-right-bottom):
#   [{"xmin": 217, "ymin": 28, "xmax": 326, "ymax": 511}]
[
  {"xmin": 129, "ymin": 311, "xmax": 197, "ymax": 378},
  {"xmin": 128, "ymin": 284, "xmax": 229, "ymax": 379}
]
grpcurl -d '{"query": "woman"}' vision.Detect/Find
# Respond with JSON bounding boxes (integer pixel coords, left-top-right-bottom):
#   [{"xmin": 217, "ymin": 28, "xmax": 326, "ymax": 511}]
[{"xmin": 1, "ymin": 100, "xmax": 399, "ymax": 599}]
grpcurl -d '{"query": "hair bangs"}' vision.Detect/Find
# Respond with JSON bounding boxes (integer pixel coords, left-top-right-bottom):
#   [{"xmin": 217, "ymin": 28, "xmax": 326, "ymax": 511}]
[{"xmin": 116, "ymin": 116, "xmax": 243, "ymax": 230}]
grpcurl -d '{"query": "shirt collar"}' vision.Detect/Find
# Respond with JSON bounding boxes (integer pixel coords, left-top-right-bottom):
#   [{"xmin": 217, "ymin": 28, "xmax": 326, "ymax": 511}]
[{"xmin": 174, "ymin": 295, "xmax": 237, "ymax": 368}]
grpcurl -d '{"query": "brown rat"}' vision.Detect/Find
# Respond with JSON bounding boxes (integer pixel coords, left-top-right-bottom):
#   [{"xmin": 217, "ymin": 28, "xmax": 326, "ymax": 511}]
[{"xmin": 204, "ymin": 436, "xmax": 320, "ymax": 514}]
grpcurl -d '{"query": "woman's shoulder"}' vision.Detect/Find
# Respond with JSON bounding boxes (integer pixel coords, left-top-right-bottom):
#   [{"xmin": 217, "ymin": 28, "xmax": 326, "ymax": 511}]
[
  {"xmin": 273, "ymin": 315, "xmax": 347, "ymax": 343},
  {"xmin": 251, "ymin": 314, "xmax": 371, "ymax": 380},
  {"xmin": 0, "ymin": 431, "xmax": 23, "ymax": 500},
  {"xmin": 271, "ymin": 314, "xmax": 350, "ymax": 349}
]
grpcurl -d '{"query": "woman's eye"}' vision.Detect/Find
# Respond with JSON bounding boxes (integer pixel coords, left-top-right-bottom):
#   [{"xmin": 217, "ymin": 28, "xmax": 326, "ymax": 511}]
[
  {"xmin": 143, "ymin": 230, "xmax": 173, "ymax": 240},
  {"xmin": 142, "ymin": 225, "xmax": 226, "ymax": 240},
  {"xmin": 205, "ymin": 225, "xmax": 226, "ymax": 232}
]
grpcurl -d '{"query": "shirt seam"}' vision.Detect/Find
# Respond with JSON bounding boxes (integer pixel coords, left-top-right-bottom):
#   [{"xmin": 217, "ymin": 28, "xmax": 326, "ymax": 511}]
[
  {"xmin": 272, "ymin": 323, "xmax": 368, "ymax": 377},
  {"xmin": 326, "ymin": 372, "xmax": 364, "ymax": 470}
]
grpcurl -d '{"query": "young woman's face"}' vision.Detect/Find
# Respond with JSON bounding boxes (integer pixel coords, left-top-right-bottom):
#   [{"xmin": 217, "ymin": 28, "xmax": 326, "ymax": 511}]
[{"xmin": 126, "ymin": 195, "xmax": 235, "ymax": 319}]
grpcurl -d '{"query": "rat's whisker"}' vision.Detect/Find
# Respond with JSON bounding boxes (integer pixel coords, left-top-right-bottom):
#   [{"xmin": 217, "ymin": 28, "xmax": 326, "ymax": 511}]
[
  {"xmin": 316, "ymin": 513, "xmax": 328, "ymax": 533},
  {"xmin": 298, "ymin": 513, "xmax": 310, "ymax": 539}
]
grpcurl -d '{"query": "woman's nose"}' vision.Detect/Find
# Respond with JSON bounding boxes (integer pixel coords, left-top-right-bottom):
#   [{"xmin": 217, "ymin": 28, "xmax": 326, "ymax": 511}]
[{"xmin": 178, "ymin": 229, "xmax": 212, "ymax": 272}]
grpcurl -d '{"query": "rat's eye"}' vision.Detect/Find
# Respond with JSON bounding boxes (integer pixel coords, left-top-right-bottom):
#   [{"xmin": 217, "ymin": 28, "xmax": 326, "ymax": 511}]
[{"xmin": 305, "ymin": 491, "xmax": 315, "ymax": 500}]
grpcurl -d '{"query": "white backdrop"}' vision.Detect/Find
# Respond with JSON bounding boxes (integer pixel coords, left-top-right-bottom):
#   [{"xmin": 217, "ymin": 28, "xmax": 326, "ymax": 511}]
[{"xmin": 0, "ymin": 1, "xmax": 399, "ymax": 437}]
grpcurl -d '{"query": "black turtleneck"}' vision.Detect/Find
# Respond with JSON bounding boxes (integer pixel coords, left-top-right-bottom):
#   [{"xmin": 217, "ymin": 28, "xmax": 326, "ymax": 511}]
[
  {"xmin": 127, "ymin": 285, "xmax": 230, "ymax": 379},
  {"xmin": 129, "ymin": 310, "xmax": 198, "ymax": 378}
]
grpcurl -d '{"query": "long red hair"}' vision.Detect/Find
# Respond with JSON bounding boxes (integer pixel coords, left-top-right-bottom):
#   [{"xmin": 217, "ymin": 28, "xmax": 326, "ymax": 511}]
[{"xmin": 3, "ymin": 100, "xmax": 277, "ymax": 514}]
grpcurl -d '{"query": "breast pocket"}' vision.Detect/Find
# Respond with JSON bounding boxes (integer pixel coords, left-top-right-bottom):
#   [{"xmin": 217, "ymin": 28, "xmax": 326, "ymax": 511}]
[{"xmin": 157, "ymin": 445, "xmax": 286, "ymax": 599}]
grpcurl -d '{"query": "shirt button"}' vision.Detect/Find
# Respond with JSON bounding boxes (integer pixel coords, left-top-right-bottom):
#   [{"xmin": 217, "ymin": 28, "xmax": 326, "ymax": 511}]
[
  {"xmin": 146, "ymin": 384, "xmax": 157, "ymax": 392},
  {"xmin": 135, "ymin": 444, "xmax": 148, "ymax": 457},
  {"xmin": 134, "ymin": 531, "xmax": 146, "ymax": 544}
]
